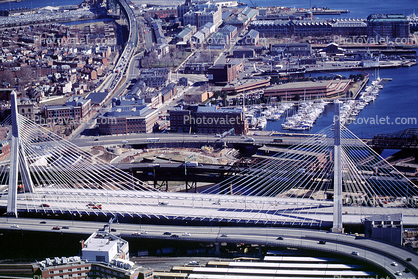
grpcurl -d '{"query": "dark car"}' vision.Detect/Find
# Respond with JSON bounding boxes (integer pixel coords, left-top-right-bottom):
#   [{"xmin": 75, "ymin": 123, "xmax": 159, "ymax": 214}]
[
  {"xmin": 40, "ymin": 204, "xmax": 50, "ymax": 207},
  {"xmin": 163, "ymin": 232, "xmax": 171, "ymax": 235},
  {"xmin": 276, "ymin": 236, "xmax": 284, "ymax": 240},
  {"xmin": 52, "ymin": 226, "xmax": 60, "ymax": 230},
  {"xmin": 318, "ymin": 240, "xmax": 326, "ymax": 244},
  {"xmin": 111, "ymin": 228, "xmax": 117, "ymax": 232},
  {"xmin": 220, "ymin": 234, "xmax": 227, "ymax": 237},
  {"xmin": 62, "ymin": 226, "xmax": 69, "ymax": 229},
  {"xmin": 170, "ymin": 234, "xmax": 179, "ymax": 238},
  {"xmin": 40, "ymin": 221, "xmax": 46, "ymax": 224}
]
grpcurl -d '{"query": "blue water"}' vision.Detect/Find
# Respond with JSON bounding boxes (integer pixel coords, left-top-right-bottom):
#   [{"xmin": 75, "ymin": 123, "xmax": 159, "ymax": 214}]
[
  {"xmin": 240, "ymin": 0, "xmax": 418, "ymax": 19},
  {"xmin": 0, "ymin": 0, "xmax": 82, "ymax": 10},
  {"xmin": 266, "ymin": 65, "xmax": 418, "ymax": 138},
  {"xmin": 3, "ymin": 0, "xmax": 418, "ymax": 17}
]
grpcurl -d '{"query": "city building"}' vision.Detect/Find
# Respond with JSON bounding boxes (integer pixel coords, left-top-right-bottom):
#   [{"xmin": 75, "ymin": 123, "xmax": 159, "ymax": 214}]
[
  {"xmin": 33, "ymin": 256, "xmax": 91, "ymax": 279},
  {"xmin": 31, "ymin": 231, "xmax": 154, "ymax": 279},
  {"xmin": 17, "ymin": 97, "xmax": 35, "ymax": 120},
  {"xmin": 183, "ymin": 88, "xmax": 213, "ymax": 103},
  {"xmin": 183, "ymin": 4, "xmax": 222, "ymax": 29},
  {"xmin": 170, "ymin": 105, "xmax": 248, "ymax": 134},
  {"xmin": 250, "ymin": 19, "xmax": 333, "ymax": 37},
  {"xmin": 207, "ymin": 59, "xmax": 243, "ymax": 85},
  {"xmin": 367, "ymin": 14, "xmax": 410, "ymax": 39},
  {"xmin": 242, "ymin": 29, "xmax": 259, "ymax": 45},
  {"xmin": 98, "ymin": 105, "xmax": 159, "ymax": 135},
  {"xmin": 364, "ymin": 213, "xmax": 403, "ymax": 246},
  {"xmin": 331, "ymin": 19, "xmax": 367, "ymax": 36},
  {"xmin": 176, "ymin": 25, "xmax": 197, "ymax": 43},
  {"xmin": 82, "ymin": 231, "xmax": 129, "ymax": 263},
  {"xmin": 233, "ymin": 47, "xmax": 256, "ymax": 58},
  {"xmin": 138, "ymin": 68, "xmax": 171, "ymax": 88},
  {"xmin": 221, "ymin": 78, "xmax": 271, "ymax": 94},
  {"xmin": 43, "ymin": 96, "xmax": 91, "ymax": 121},
  {"xmin": 264, "ymin": 79, "xmax": 351, "ymax": 100},
  {"xmin": 270, "ymin": 43, "xmax": 312, "ymax": 57},
  {"xmin": 225, "ymin": 7, "xmax": 258, "ymax": 31}
]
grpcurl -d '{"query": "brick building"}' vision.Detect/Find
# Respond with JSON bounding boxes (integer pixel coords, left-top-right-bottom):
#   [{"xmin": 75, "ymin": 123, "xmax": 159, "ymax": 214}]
[
  {"xmin": 98, "ymin": 105, "xmax": 159, "ymax": 135},
  {"xmin": 170, "ymin": 105, "xmax": 248, "ymax": 135},
  {"xmin": 43, "ymin": 96, "xmax": 91, "ymax": 121}
]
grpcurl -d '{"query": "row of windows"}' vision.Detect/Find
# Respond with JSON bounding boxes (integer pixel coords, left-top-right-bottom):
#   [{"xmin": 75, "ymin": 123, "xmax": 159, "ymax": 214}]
[{"xmin": 49, "ymin": 267, "xmax": 89, "ymax": 274}]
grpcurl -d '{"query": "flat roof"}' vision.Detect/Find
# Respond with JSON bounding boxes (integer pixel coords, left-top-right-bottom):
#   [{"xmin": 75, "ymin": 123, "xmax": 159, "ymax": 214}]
[
  {"xmin": 83, "ymin": 238, "xmax": 116, "ymax": 253},
  {"xmin": 266, "ymin": 80, "xmax": 331, "ymax": 91}
]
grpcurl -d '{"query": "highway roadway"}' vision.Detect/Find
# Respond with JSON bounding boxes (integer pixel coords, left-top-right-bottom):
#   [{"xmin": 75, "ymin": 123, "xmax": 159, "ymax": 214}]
[
  {"xmin": 70, "ymin": 132, "xmax": 315, "ymax": 148},
  {"xmin": 1, "ymin": 217, "xmax": 417, "ymax": 278}
]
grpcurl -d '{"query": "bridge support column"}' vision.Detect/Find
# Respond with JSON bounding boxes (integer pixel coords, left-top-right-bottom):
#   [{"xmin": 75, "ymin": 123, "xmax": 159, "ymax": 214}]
[
  {"xmin": 214, "ymin": 242, "xmax": 220, "ymax": 255},
  {"xmin": 6, "ymin": 92, "xmax": 34, "ymax": 217},
  {"xmin": 332, "ymin": 100, "xmax": 344, "ymax": 233}
]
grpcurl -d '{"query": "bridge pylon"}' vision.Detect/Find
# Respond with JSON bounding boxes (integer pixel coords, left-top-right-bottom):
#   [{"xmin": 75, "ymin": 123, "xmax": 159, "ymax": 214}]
[
  {"xmin": 6, "ymin": 92, "xmax": 34, "ymax": 217},
  {"xmin": 332, "ymin": 100, "xmax": 344, "ymax": 233}
]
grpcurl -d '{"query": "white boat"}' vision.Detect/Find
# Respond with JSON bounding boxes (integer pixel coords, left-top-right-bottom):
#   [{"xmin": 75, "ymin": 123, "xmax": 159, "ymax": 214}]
[{"xmin": 257, "ymin": 117, "xmax": 267, "ymax": 130}]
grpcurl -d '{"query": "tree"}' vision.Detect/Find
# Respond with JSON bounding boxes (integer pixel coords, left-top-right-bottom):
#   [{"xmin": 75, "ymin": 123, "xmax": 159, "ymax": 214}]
[
  {"xmin": 293, "ymin": 94, "xmax": 301, "ymax": 101},
  {"xmin": 1, "ymin": 68, "xmax": 16, "ymax": 86}
]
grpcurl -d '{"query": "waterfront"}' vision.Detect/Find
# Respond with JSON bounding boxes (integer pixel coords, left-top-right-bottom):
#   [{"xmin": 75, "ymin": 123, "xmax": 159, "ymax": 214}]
[
  {"xmin": 241, "ymin": 0, "xmax": 418, "ymax": 19},
  {"xmin": 265, "ymin": 62, "xmax": 418, "ymax": 138}
]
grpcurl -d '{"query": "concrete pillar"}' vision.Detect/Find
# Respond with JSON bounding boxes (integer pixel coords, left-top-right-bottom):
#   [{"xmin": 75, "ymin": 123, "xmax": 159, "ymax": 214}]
[
  {"xmin": 332, "ymin": 100, "xmax": 344, "ymax": 233},
  {"xmin": 6, "ymin": 92, "xmax": 34, "ymax": 217},
  {"xmin": 215, "ymin": 242, "xmax": 220, "ymax": 255}
]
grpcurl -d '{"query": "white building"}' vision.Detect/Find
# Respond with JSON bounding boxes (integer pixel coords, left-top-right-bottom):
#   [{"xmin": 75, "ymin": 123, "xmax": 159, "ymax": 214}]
[{"xmin": 82, "ymin": 231, "xmax": 129, "ymax": 263}]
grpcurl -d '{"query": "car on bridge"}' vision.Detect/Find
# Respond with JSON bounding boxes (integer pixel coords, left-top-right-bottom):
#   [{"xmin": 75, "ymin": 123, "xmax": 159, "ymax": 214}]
[
  {"xmin": 40, "ymin": 204, "xmax": 50, "ymax": 207},
  {"xmin": 52, "ymin": 226, "xmax": 61, "ymax": 230},
  {"xmin": 163, "ymin": 232, "xmax": 171, "ymax": 235}
]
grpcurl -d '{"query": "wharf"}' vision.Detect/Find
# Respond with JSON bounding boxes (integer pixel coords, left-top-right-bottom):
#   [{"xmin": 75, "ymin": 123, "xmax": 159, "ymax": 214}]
[{"xmin": 311, "ymin": 9, "xmax": 350, "ymax": 15}]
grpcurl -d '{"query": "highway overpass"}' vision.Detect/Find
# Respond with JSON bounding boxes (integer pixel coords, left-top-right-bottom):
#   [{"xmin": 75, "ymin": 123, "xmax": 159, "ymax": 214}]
[{"xmin": 1, "ymin": 217, "xmax": 417, "ymax": 279}]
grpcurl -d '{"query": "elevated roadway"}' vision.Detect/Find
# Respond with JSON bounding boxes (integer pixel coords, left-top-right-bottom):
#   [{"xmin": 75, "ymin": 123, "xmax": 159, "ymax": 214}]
[{"xmin": 1, "ymin": 217, "xmax": 417, "ymax": 278}]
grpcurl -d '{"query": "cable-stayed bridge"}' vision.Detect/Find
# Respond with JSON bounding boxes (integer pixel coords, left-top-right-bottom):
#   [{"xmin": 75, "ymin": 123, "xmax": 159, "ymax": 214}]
[{"xmin": 1, "ymin": 93, "xmax": 418, "ymax": 229}]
